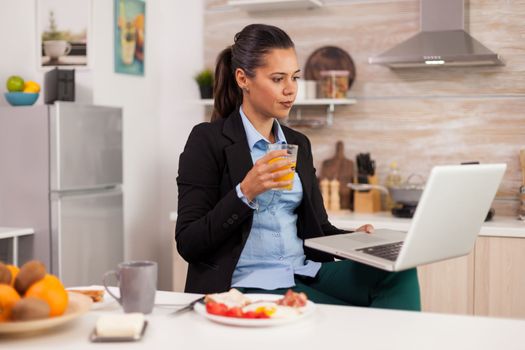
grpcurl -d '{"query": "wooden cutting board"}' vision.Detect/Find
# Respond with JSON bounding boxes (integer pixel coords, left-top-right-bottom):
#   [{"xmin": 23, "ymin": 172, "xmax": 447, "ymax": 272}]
[{"xmin": 319, "ymin": 141, "xmax": 354, "ymax": 209}]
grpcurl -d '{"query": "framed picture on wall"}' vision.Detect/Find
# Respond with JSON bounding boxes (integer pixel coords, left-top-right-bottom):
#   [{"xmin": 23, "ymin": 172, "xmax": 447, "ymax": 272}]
[
  {"xmin": 114, "ymin": 0, "xmax": 146, "ymax": 76},
  {"xmin": 36, "ymin": 0, "xmax": 91, "ymax": 69}
]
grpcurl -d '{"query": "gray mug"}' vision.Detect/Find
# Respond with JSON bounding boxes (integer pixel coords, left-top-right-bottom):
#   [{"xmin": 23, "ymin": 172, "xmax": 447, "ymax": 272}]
[{"xmin": 103, "ymin": 260, "xmax": 157, "ymax": 314}]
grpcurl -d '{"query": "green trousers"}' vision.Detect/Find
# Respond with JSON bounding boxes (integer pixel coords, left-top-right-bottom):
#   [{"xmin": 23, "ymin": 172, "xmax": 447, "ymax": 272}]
[{"xmin": 237, "ymin": 260, "xmax": 421, "ymax": 311}]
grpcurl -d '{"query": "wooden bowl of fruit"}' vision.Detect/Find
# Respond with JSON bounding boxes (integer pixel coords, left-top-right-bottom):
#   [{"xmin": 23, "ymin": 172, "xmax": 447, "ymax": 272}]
[{"xmin": 0, "ymin": 260, "xmax": 92, "ymax": 334}]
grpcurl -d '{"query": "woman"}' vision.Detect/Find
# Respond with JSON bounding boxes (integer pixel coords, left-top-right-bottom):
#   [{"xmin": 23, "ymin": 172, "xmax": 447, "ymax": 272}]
[{"xmin": 176, "ymin": 24, "xmax": 420, "ymax": 310}]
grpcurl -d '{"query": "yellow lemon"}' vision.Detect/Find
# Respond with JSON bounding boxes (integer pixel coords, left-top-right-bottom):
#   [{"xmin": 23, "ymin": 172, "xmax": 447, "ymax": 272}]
[{"xmin": 23, "ymin": 81, "xmax": 41, "ymax": 93}]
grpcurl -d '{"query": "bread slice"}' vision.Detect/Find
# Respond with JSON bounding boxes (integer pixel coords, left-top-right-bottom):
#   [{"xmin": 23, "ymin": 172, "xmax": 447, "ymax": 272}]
[
  {"xmin": 204, "ymin": 288, "xmax": 251, "ymax": 308},
  {"xmin": 70, "ymin": 289, "xmax": 104, "ymax": 303}
]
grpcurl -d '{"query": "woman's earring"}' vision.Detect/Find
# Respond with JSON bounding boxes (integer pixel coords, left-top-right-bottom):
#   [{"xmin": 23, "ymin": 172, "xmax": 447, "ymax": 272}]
[{"xmin": 243, "ymin": 87, "xmax": 250, "ymax": 93}]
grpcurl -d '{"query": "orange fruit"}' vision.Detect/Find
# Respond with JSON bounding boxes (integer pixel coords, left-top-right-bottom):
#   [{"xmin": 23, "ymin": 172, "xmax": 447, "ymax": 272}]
[
  {"xmin": 25, "ymin": 274, "xmax": 68, "ymax": 317},
  {"xmin": 0, "ymin": 284, "xmax": 21, "ymax": 322},
  {"xmin": 23, "ymin": 81, "xmax": 40, "ymax": 93},
  {"xmin": 6, "ymin": 265, "xmax": 19, "ymax": 287}
]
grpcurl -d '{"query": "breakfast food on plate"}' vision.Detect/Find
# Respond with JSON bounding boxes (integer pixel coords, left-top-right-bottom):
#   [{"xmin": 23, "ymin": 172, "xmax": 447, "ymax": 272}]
[
  {"xmin": 204, "ymin": 288, "xmax": 308, "ymax": 319},
  {"xmin": 276, "ymin": 289, "xmax": 308, "ymax": 307},
  {"xmin": 69, "ymin": 289, "xmax": 104, "ymax": 303},
  {"xmin": 0, "ymin": 260, "xmax": 69, "ymax": 323},
  {"xmin": 204, "ymin": 288, "xmax": 251, "ymax": 308},
  {"xmin": 96, "ymin": 313, "xmax": 145, "ymax": 338}
]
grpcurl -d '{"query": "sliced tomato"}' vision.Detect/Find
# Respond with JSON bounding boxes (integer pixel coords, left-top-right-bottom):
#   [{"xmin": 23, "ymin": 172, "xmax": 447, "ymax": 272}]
[
  {"xmin": 206, "ymin": 301, "xmax": 228, "ymax": 316},
  {"xmin": 242, "ymin": 311, "xmax": 258, "ymax": 319},
  {"xmin": 225, "ymin": 307, "xmax": 244, "ymax": 318}
]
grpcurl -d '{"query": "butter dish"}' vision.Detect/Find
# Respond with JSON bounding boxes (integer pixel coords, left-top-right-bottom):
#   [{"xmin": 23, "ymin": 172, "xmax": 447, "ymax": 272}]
[{"xmin": 90, "ymin": 313, "xmax": 147, "ymax": 342}]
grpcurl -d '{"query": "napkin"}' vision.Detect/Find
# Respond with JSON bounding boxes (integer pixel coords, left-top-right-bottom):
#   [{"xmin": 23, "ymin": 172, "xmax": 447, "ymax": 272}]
[{"xmin": 95, "ymin": 313, "xmax": 145, "ymax": 338}]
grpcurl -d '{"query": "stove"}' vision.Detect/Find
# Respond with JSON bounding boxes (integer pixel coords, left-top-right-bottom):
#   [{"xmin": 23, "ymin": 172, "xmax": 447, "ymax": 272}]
[{"xmin": 391, "ymin": 204, "xmax": 417, "ymax": 218}]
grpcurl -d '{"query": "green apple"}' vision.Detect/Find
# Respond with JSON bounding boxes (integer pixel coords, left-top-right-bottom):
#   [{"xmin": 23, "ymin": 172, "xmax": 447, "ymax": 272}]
[{"xmin": 6, "ymin": 76, "xmax": 25, "ymax": 92}]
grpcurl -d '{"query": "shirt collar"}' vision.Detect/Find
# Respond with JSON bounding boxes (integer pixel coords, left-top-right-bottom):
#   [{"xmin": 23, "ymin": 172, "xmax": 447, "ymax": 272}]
[{"xmin": 239, "ymin": 105, "xmax": 287, "ymax": 151}]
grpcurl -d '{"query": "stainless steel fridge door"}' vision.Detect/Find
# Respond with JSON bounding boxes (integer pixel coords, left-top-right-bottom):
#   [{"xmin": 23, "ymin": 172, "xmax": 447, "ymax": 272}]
[
  {"xmin": 51, "ymin": 188, "xmax": 124, "ymax": 287},
  {"xmin": 50, "ymin": 102, "xmax": 123, "ymax": 191}
]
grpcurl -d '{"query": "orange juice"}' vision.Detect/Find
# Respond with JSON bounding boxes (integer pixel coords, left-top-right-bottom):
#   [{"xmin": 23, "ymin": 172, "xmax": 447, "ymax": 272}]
[{"xmin": 268, "ymin": 157, "xmax": 296, "ymax": 190}]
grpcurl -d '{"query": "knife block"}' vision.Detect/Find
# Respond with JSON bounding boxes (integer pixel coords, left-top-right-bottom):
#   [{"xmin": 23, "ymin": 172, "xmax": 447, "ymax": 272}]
[{"xmin": 353, "ymin": 175, "xmax": 381, "ymax": 213}]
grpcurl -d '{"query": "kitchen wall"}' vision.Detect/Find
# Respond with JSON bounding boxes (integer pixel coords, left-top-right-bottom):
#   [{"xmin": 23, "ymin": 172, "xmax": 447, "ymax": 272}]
[
  {"xmin": 203, "ymin": 0, "xmax": 525, "ymax": 216},
  {"xmin": 0, "ymin": 1, "xmax": 93, "ymax": 105},
  {"xmin": 0, "ymin": 0, "xmax": 205, "ymax": 290},
  {"xmin": 92, "ymin": 0, "xmax": 204, "ymax": 290}
]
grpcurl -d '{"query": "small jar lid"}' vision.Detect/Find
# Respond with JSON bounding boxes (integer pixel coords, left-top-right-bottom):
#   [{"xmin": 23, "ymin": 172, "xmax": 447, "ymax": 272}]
[{"xmin": 319, "ymin": 70, "xmax": 350, "ymax": 77}]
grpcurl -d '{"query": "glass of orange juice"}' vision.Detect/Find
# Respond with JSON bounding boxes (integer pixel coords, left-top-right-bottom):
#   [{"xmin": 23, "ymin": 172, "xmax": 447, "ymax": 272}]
[{"xmin": 267, "ymin": 143, "xmax": 298, "ymax": 191}]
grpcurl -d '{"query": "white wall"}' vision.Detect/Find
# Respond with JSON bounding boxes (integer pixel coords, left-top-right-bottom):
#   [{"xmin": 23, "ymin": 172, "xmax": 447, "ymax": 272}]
[
  {"xmin": 0, "ymin": 0, "xmax": 204, "ymax": 290},
  {"xmin": 91, "ymin": 0, "xmax": 204, "ymax": 290},
  {"xmin": 156, "ymin": 1, "xmax": 205, "ymax": 292},
  {"xmin": 0, "ymin": 0, "xmax": 93, "ymax": 105}
]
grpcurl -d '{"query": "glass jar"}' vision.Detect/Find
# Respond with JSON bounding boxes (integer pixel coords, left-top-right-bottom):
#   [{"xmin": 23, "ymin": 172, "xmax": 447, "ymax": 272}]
[{"xmin": 319, "ymin": 70, "xmax": 350, "ymax": 99}]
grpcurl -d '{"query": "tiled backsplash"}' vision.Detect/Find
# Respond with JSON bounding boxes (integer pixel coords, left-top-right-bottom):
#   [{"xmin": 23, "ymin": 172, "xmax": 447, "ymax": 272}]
[{"xmin": 204, "ymin": 0, "xmax": 525, "ymax": 216}]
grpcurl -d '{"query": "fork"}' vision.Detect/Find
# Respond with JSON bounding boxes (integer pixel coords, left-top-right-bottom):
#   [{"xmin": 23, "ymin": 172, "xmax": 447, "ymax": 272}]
[{"xmin": 169, "ymin": 296, "xmax": 205, "ymax": 316}]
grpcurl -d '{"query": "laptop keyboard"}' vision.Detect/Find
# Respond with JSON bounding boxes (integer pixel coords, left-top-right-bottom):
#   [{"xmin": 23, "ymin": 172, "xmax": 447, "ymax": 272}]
[{"xmin": 357, "ymin": 241, "xmax": 404, "ymax": 261}]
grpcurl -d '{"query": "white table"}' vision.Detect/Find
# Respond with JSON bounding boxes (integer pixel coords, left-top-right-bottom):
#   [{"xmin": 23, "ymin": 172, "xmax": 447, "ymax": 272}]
[
  {"xmin": 3, "ymin": 288, "xmax": 525, "ymax": 349},
  {"xmin": 0, "ymin": 227, "xmax": 34, "ymax": 265}
]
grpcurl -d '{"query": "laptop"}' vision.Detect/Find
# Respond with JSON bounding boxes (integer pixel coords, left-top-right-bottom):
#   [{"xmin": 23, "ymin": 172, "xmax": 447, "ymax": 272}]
[{"xmin": 305, "ymin": 164, "xmax": 506, "ymax": 271}]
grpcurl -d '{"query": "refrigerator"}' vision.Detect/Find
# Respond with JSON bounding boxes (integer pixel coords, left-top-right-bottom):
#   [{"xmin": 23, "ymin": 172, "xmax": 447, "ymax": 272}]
[{"xmin": 0, "ymin": 102, "xmax": 123, "ymax": 287}]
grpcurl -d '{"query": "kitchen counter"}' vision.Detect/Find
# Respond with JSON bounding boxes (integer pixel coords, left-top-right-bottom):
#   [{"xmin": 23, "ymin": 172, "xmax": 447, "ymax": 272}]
[
  {"xmin": 327, "ymin": 211, "xmax": 525, "ymax": 238},
  {"xmin": 0, "ymin": 227, "xmax": 34, "ymax": 239},
  {"xmin": 169, "ymin": 211, "xmax": 525, "ymax": 238}
]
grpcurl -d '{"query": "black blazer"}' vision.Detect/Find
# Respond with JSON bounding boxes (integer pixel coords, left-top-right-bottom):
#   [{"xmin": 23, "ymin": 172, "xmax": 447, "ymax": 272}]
[{"xmin": 176, "ymin": 109, "xmax": 348, "ymax": 294}]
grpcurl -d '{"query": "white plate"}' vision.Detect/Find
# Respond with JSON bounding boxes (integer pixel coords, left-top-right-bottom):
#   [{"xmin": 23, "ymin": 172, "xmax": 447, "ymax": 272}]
[
  {"xmin": 66, "ymin": 287, "xmax": 119, "ymax": 310},
  {"xmin": 0, "ymin": 292, "xmax": 92, "ymax": 334},
  {"xmin": 193, "ymin": 294, "xmax": 315, "ymax": 327}
]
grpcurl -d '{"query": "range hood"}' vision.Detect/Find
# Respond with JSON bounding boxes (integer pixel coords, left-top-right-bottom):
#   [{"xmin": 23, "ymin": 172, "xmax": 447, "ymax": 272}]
[{"xmin": 369, "ymin": 0, "xmax": 504, "ymax": 68}]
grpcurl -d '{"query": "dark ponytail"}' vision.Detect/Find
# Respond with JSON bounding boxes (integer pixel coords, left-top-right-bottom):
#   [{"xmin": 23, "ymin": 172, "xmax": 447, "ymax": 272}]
[
  {"xmin": 211, "ymin": 24, "xmax": 295, "ymax": 122},
  {"xmin": 211, "ymin": 47, "xmax": 241, "ymax": 122}
]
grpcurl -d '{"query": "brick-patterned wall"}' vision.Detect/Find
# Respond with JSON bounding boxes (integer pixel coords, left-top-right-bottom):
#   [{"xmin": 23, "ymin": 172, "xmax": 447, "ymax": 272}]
[{"xmin": 203, "ymin": 0, "xmax": 525, "ymax": 215}]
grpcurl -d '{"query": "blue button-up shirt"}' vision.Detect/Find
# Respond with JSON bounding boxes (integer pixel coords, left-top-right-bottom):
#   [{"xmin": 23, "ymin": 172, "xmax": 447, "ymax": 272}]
[{"xmin": 232, "ymin": 106, "xmax": 321, "ymax": 290}]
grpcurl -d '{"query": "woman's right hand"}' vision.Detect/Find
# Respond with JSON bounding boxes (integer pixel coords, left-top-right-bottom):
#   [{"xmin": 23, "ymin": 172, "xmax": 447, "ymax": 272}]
[{"xmin": 239, "ymin": 150, "xmax": 294, "ymax": 201}]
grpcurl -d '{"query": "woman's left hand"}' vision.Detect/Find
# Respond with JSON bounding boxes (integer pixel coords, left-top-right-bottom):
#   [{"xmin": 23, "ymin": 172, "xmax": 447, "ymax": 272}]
[{"xmin": 355, "ymin": 224, "xmax": 374, "ymax": 234}]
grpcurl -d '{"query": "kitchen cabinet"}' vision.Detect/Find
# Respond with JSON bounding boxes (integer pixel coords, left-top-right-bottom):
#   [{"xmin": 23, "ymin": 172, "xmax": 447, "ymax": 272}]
[
  {"xmin": 419, "ymin": 236, "xmax": 525, "ymax": 319},
  {"xmin": 474, "ymin": 236, "xmax": 525, "ymax": 319},
  {"xmin": 419, "ymin": 238, "xmax": 525, "ymax": 319},
  {"xmin": 417, "ymin": 253, "xmax": 474, "ymax": 315}
]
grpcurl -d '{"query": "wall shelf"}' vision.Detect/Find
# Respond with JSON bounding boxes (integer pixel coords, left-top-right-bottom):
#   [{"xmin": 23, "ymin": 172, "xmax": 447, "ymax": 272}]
[
  {"xmin": 197, "ymin": 98, "xmax": 356, "ymax": 126},
  {"xmin": 227, "ymin": 0, "xmax": 324, "ymax": 12}
]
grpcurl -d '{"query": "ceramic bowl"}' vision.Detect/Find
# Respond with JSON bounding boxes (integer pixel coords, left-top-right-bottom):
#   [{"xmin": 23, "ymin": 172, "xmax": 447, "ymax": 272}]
[{"xmin": 4, "ymin": 92, "xmax": 39, "ymax": 106}]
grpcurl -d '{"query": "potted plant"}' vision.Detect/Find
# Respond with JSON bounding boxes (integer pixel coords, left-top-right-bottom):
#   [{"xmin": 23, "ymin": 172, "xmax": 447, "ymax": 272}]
[
  {"xmin": 42, "ymin": 11, "xmax": 71, "ymax": 62},
  {"xmin": 194, "ymin": 69, "xmax": 214, "ymax": 99}
]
